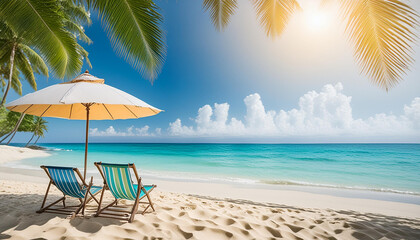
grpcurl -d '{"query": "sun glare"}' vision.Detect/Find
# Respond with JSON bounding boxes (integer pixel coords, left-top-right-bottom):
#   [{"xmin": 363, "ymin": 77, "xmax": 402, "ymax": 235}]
[{"xmin": 304, "ymin": 9, "xmax": 331, "ymax": 31}]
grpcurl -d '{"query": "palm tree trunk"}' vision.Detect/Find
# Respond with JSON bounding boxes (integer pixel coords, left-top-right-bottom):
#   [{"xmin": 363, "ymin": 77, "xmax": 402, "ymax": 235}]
[
  {"xmin": 34, "ymin": 135, "xmax": 41, "ymax": 145},
  {"xmin": 6, "ymin": 113, "xmax": 25, "ymax": 145},
  {"xmin": 0, "ymin": 131, "xmax": 13, "ymax": 143},
  {"xmin": 26, "ymin": 132, "xmax": 35, "ymax": 147},
  {"xmin": 1, "ymin": 42, "xmax": 17, "ymax": 106}
]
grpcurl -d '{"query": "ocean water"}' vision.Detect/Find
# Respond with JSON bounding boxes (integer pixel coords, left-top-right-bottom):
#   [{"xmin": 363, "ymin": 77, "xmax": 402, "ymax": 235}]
[{"xmin": 8, "ymin": 143, "xmax": 420, "ymax": 195}]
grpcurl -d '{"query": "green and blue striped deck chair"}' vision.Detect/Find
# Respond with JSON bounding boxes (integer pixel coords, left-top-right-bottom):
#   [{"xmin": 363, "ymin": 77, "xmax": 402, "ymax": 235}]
[
  {"xmin": 37, "ymin": 166, "xmax": 102, "ymax": 217},
  {"xmin": 94, "ymin": 162, "xmax": 156, "ymax": 222}
]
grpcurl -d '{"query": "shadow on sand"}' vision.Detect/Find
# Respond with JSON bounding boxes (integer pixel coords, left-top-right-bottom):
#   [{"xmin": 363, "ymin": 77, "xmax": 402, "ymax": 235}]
[
  {"xmin": 188, "ymin": 194, "xmax": 420, "ymax": 240},
  {"xmin": 0, "ymin": 193, "xmax": 128, "ymax": 239}
]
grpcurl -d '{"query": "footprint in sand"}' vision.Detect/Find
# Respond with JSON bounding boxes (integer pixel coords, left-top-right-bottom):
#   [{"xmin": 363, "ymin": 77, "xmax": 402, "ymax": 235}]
[
  {"xmin": 225, "ymin": 218, "xmax": 236, "ymax": 225},
  {"xmin": 266, "ymin": 226, "xmax": 282, "ymax": 238},
  {"xmin": 177, "ymin": 226, "xmax": 193, "ymax": 239},
  {"xmin": 285, "ymin": 223, "xmax": 304, "ymax": 233},
  {"xmin": 194, "ymin": 225, "xmax": 205, "ymax": 231}
]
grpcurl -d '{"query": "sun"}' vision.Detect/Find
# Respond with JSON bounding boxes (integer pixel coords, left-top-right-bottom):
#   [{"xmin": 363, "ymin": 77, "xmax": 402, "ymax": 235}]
[{"xmin": 304, "ymin": 9, "xmax": 331, "ymax": 31}]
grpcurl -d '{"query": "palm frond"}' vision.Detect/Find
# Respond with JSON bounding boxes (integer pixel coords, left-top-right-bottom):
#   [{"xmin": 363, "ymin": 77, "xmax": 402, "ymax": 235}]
[
  {"xmin": 203, "ymin": 0, "xmax": 238, "ymax": 31},
  {"xmin": 88, "ymin": 0, "xmax": 166, "ymax": 81},
  {"xmin": 0, "ymin": 21, "xmax": 14, "ymax": 39},
  {"xmin": 0, "ymin": 0, "xmax": 84, "ymax": 78},
  {"xmin": 64, "ymin": 20, "xmax": 92, "ymax": 44},
  {"xmin": 14, "ymin": 49, "xmax": 36, "ymax": 90},
  {"xmin": 338, "ymin": 0, "xmax": 418, "ymax": 90},
  {"xmin": 61, "ymin": 0, "xmax": 92, "ymax": 26},
  {"xmin": 77, "ymin": 43, "xmax": 92, "ymax": 68},
  {"xmin": 19, "ymin": 44, "xmax": 49, "ymax": 77},
  {"xmin": 10, "ymin": 68, "xmax": 22, "ymax": 95},
  {"xmin": 252, "ymin": 0, "xmax": 301, "ymax": 38},
  {"xmin": 0, "ymin": 41, "xmax": 12, "ymax": 63}
]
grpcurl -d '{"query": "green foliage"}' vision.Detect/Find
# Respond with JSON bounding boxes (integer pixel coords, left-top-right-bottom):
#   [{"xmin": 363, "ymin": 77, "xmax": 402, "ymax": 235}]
[
  {"xmin": 0, "ymin": 106, "xmax": 47, "ymax": 138},
  {"xmin": 0, "ymin": 106, "xmax": 11, "ymax": 136},
  {"xmin": 32, "ymin": 116, "xmax": 48, "ymax": 138},
  {"xmin": 1, "ymin": 0, "xmax": 166, "ymax": 83},
  {"xmin": 0, "ymin": 22, "xmax": 49, "ymax": 104},
  {"xmin": 0, "ymin": 0, "xmax": 87, "ymax": 79},
  {"xmin": 86, "ymin": 0, "xmax": 166, "ymax": 81}
]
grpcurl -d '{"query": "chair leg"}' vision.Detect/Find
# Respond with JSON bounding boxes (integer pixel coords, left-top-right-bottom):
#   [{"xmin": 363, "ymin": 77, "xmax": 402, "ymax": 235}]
[
  {"xmin": 129, "ymin": 198, "xmax": 140, "ymax": 223},
  {"xmin": 89, "ymin": 190, "xmax": 100, "ymax": 204},
  {"xmin": 143, "ymin": 185, "xmax": 156, "ymax": 212},
  {"xmin": 95, "ymin": 186, "xmax": 106, "ymax": 216},
  {"xmin": 75, "ymin": 177, "xmax": 93, "ymax": 216},
  {"xmin": 128, "ymin": 182, "xmax": 143, "ymax": 223},
  {"xmin": 36, "ymin": 196, "xmax": 65, "ymax": 213},
  {"xmin": 95, "ymin": 199, "xmax": 118, "ymax": 217},
  {"xmin": 37, "ymin": 181, "xmax": 52, "ymax": 212}
]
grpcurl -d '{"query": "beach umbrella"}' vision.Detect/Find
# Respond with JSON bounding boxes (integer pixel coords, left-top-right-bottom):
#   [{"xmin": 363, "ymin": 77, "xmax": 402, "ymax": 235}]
[{"xmin": 5, "ymin": 70, "xmax": 162, "ymax": 179}]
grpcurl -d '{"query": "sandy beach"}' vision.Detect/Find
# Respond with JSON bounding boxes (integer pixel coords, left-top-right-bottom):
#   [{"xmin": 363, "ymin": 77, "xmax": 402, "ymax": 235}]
[{"xmin": 1, "ymin": 145, "xmax": 420, "ymax": 239}]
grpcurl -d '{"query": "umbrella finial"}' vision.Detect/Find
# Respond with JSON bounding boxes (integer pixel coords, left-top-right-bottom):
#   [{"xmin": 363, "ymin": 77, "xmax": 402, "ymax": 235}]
[{"xmin": 85, "ymin": 70, "xmax": 89, "ymax": 73}]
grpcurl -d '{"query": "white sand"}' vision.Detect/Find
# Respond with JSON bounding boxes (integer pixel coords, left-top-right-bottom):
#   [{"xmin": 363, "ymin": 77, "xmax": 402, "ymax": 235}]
[
  {"xmin": 0, "ymin": 145, "xmax": 50, "ymax": 164},
  {"xmin": 1, "ymin": 146, "xmax": 420, "ymax": 239}
]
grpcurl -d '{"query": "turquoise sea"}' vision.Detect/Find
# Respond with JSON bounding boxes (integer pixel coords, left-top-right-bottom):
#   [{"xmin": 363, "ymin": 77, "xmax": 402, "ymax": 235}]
[{"xmin": 7, "ymin": 143, "xmax": 420, "ymax": 195}]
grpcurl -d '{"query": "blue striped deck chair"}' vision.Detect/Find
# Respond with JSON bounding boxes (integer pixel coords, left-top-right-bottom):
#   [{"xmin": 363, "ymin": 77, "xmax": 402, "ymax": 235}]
[
  {"xmin": 37, "ymin": 166, "xmax": 102, "ymax": 217},
  {"xmin": 94, "ymin": 162, "xmax": 156, "ymax": 222}
]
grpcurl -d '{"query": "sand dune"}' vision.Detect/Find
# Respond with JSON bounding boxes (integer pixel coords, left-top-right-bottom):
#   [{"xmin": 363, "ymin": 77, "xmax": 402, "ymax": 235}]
[{"xmin": 1, "ymin": 180, "xmax": 420, "ymax": 239}]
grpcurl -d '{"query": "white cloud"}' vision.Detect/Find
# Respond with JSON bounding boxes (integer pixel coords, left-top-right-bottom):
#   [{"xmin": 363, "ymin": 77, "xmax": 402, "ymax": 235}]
[
  {"xmin": 168, "ymin": 83, "xmax": 420, "ymax": 139},
  {"xmin": 90, "ymin": 125, "xmax": 158, "ymax": 137}
]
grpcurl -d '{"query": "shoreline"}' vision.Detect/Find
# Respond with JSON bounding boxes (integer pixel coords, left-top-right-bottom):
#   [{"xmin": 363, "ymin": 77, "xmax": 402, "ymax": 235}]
[
  {"xmin": 0, "ymin": 145, "xmax": 51, "ymax": 164},
  {"xmin": 1, "ymin": 145, "xmax": 420, "ymax": 239},
  {"xmin": 1, "ymin": 145, "xmax": 420, "ymax": 218},
  {"xmin": 1, "ymin": 165, "xmax": 420, "ymax": 219}
]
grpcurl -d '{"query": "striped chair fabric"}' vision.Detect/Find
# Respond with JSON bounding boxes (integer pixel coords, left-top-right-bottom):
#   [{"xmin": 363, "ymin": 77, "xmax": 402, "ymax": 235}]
[
  {"xmin": 46, "ymin": 166, "xmax": 101, "ymax": 199},
  {"xmin": 101, "ymin": 163, "xmax": 151, "ymax": 201}
]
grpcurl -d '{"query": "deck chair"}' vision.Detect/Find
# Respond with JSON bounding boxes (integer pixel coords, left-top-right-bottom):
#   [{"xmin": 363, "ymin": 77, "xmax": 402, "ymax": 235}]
[
  {"xmin": 94, "ymin": 162, "xmax": 156, "ymax": 222},
  {"xmin": 37, "ymin": 166, "xmax": 103, "ymax": 217}
]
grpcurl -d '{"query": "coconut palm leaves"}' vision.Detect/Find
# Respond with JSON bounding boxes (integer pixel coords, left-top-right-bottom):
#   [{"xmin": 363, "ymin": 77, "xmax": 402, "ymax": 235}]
[
  {"xmin": 0, "ymin": 23, "xmax": 49, "ymax": 105},
  {"xmin": 0, "ymin": 0, "xmax": 85, "ymax": 79},
  {"xmin": 86, "ymin": 0, "xmax": 166, "ymax": 81},
  {"xmin": 337, "ymin": 0, "xmax": 418, "ymax": 90},
  {"xmin": 203, "ymin": 0, "xmax": 238, "ymax": 31},
  {"xmin": 204, "ymin": 0, "xmax": 418, "ymax": 89},
  {"xmin": 26, "ymin": 116, "xmax": 48, "ymax": 146},
  {"xmin": 252, "ymin": 0, "xmax": 301, "ymax": 37},
  {"xmin": 204, "ymin": 0, "xmax": 301, "ymax": 36}
]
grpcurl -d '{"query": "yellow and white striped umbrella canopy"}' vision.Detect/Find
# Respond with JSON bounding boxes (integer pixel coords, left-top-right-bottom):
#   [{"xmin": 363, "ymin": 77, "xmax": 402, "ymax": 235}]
[{"xmin": 5, "ymin": 71, "xmax": 162, "ymax": 120}]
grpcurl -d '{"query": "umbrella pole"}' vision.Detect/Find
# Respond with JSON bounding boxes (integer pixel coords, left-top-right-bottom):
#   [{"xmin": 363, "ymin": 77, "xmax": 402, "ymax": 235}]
[{"xmin": 84, "ymin": 104, "xmax": 91, "ymax": 180}]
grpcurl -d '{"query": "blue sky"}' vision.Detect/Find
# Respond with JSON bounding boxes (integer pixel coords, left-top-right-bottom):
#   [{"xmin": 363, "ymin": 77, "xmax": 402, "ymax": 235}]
[{"xmin": 7, "ymin": 0, "xmax": 420, "ymax": 143}]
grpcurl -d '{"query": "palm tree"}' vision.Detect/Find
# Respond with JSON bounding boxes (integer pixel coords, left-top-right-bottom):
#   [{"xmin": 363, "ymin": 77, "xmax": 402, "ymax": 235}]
[
  {"xmin": 203, "ymin": 0, "xmax": 419, "ymax": 90},
  {"xmin": 0, "ymin": 22, "xmax": 49, "ymax": 105},
  {"xmin": 0, "ymin": 1, "xmax": 90, "ymax": 82},
  {"xmin": 26, "ymin": 116, "xmax": 47, "ymax": 147},
  {"xmin": 0, "ymin": 111, "xmax": 34, "ymax": 145},
  {"xmin": 0, "ymin": 0, "xmax": 94, "ymax": 144},
  {"xmin": 0, "ymin": 0, "xmax": 166, "ymax": 82}
]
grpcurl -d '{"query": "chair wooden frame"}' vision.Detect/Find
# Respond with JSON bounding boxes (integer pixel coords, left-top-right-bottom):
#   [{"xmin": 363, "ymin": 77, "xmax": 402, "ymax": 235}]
[
  {"xmin": 37, "ymin": 165, "xmax": 102, "ymax": 217},
  {"xmin": 94, "ymin": 162, "xmax": 156, "ymax": 222}
]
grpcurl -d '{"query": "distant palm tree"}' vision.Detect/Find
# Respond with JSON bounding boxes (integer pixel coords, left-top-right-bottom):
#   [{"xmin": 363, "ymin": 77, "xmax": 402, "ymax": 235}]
[
  {"xmin": 0, "ymin": 22, "xmax": 49, "ymax": 105},
  {"xmin": 26, "ymin": 116, "xmax": 48, "ymax": 147},
  {"xmin": 203, "ymin": 0, "xmax": 419, "ymax": 90}
]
